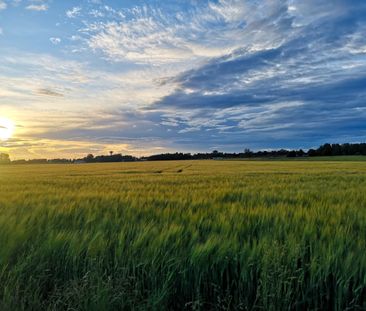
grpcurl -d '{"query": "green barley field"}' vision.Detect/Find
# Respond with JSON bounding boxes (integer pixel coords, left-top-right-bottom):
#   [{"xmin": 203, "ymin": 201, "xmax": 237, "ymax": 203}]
[{"xmin": 0, "ymin": 160, "xmax": 365, "ymax": 310}]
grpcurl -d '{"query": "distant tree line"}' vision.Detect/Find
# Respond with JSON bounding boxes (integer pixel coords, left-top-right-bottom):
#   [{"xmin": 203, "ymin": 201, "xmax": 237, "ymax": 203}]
[
  {"xmin": 82, "ymin": 153, "xmax": 137, "ymax": 163},
  {"xmin": 307, "ymin": 143, "xmax": 366, "ymax": 157},
  {"xmin": 144, "ymin": 143, "xmax": 366, "ymax": 160},
  {"xmin": 8, "ymin": 153, "xmax": 137, "ymax": 165},
  {"xmin": 10, "ymin": 158, "xmax": 72, "ymax": 165},
  {"xmin": 142, "ymin": 149, "xmax": 306, "ymax": 161},
  {"xmin": 1, "ymin": 143, "xmax": 366, "ymax": 165}
]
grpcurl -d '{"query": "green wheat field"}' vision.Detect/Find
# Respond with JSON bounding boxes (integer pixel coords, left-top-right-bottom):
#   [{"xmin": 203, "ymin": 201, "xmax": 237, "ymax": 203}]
[{"xmin": 0, "ymin": 160, "xmax": 365, "ymax": 310}]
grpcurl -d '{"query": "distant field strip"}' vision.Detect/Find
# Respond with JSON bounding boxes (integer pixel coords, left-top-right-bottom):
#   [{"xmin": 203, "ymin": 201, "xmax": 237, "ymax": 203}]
[{"xmin": 0, "ymin": 160, "xmax": 365, "ymax": 310}]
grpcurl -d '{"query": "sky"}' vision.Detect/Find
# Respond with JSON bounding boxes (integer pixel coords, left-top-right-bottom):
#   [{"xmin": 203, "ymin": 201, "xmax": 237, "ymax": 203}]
[{"xmin": 0, "ymin": 0, "xmax": 366, "ymax": 159}]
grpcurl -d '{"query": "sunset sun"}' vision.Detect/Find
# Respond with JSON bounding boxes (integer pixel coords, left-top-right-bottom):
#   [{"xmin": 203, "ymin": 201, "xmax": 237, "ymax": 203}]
[{"xmin": 0, "ymin": 118, "xmax": 15, "ymax": 141}]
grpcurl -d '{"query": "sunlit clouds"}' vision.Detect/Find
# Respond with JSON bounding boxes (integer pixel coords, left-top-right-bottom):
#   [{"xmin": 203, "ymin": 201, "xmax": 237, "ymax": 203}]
[
  {"xmin": 0, "ymin": 117, "xmax": 15, "ymax": 141},
  {"xmin": 0, "ymin": 0, "xmax": 365, "ymax": 159}
]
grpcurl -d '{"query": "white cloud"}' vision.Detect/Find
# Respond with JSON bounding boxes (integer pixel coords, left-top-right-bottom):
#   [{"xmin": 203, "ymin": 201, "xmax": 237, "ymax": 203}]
[
  {"xmin": 89, "ymin": 9, "xmax": 104, "ymax": 18},
  {"xmin": 0, "ymin": 1, "xmax": 7, "ymax": 10},
  {"xmin": 0, "ymin": 49, "xmax": 175, "ymax": 120},
  {"xmin": 70, "ymin": 35, "xmax": 81, "ymax": 41},
  {"xmin": 66, "ymin": 6, "xmax": 81, "ymax": 18},
  {"xmin": 83, "ymin": 5, "xmax": 229, "ymax": 65},
  {"xmin": 80, "ymin": 0, "xmax": 300, "ymax": 67},
  {"xmin": 0, "ymin": 27, "xmax": 3, "ymax": 35},
  {"xmin": 26, "ymin": 4, "xmax": 48, "ymax": 11},
  {"xmin": 50, "ymin": 37, "xmax": 61, "ymax": 45}
]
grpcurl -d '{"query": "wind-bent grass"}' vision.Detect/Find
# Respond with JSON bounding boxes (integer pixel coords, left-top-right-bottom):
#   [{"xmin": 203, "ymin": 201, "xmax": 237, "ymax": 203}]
[{"xmin": 0, "ymin": 160, "xmax": 365, "ymax": 310}]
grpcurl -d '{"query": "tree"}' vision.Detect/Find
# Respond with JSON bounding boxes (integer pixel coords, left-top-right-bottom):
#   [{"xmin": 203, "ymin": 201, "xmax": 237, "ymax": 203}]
[
  {"xmin": 286, "ymin": 150, "xmax": 297, "ymax": 158},
  {"xmin": 244, "ymin": 148, "xmax": 253, "ymax": 158},
  {"xmin": 85, "ymin": 154, "xmax": 94, "ymax": 163},
  {"xmin": 318, "ymin": 143, "xmax": 332, "ymax": 156},
  {"xmin": 331, "ymin": 144, "xmax": 342, "ymax": 156},
  {"xmin": 308, "ymin": 149, "xmax": 318, "ymax": 157}
]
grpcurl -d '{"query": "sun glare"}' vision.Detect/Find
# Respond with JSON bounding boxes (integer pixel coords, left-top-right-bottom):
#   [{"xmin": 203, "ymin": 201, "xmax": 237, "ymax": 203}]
[{"xmin": 0, "ymin": 118, "xmax": 15, "ymax": 141}]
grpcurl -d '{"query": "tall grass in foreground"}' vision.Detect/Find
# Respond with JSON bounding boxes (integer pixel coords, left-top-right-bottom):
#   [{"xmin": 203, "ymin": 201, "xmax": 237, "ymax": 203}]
[{"xmin": 0, "ymin": 160, "xmax": 365, "ymax": 310}]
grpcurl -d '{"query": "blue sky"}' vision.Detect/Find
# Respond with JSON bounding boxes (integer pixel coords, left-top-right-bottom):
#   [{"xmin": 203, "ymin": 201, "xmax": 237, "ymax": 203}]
[{"xmin": 0, "ymin": 0, "xmax": 366, "ymax": 159}]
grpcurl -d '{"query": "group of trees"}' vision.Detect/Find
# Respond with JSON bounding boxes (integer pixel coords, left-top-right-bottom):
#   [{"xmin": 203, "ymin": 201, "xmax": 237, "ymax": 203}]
[
  {"xmin": 143, "ymin": 149, "xmax": 307, "ymax": 161},
  {"xmin": 8, "ymin": 153, "xmax": 137, "ymax": 165},
  {"xmin": 1, "ymin": 143, "xmax": 366, "ymax": 165},
  {"xmin": 308, "ymin": 143, "xmax": 366, "ymax": 157},
  {"xmin": 11, "ymin": 158, "xmax": 72, "ymax": 165},
  {"xmin": 81, "ymin": 153, "xmax": 137, "ymax": 163},
  {"xmin": 144, "ymin": 143, "xmax": 366, "ymax": 161}
]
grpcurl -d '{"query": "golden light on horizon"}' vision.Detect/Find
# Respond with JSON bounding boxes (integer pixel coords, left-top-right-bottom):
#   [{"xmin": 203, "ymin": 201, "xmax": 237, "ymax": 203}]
[{"xmin": 0, "ymin": 118, "xmax": 15, "ymax": 141}]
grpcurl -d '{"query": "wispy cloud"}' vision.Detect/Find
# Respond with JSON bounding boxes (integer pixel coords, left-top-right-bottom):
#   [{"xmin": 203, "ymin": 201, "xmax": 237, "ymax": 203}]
[
  {"xmin": 81, "ymin": 1, "xmax": 274, "ymax": 65},
  {"xmin": 26, "ymin": 3, "xmax": 48, "ymax": 11},
  {"xmin": 66, "ymin": 6, "xmax": 81, "ymax": 18},
  {"xmin": 0, "ymin": 1, "xmax": 6, "ymax": 10},
  {"xmin": 49, "ymin": 37, "xmax": 61, "ymax": 45},
  {"xmin": 37, "ymin": 88, "xmax": 64, "ymax": 97}
]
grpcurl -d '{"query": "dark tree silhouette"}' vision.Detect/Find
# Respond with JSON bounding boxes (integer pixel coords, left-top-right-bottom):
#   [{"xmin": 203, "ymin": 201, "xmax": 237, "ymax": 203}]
[
  {"xmin": 4, "ymin": 143, "xmax": 366, "ymax": 164},
  {"xmin": 85, "ymin": 154, "xmax": 94, "ymax": 163}
]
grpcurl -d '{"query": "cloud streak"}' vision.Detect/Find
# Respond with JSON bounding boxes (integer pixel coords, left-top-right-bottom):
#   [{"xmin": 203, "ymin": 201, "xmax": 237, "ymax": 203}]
[
  {"xmin": 26, "ymin": 4, "xmax": 48, "ymax": 11},
  {"xmin": 37, "ymin": 88, "xmax": 64, "ymax": 97}
]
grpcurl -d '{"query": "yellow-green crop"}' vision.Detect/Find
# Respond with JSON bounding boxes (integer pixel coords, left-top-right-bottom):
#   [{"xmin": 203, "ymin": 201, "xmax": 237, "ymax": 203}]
[{"xmin": 0, "ymin": 160, "xmax": 365, "ymax": 310}]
